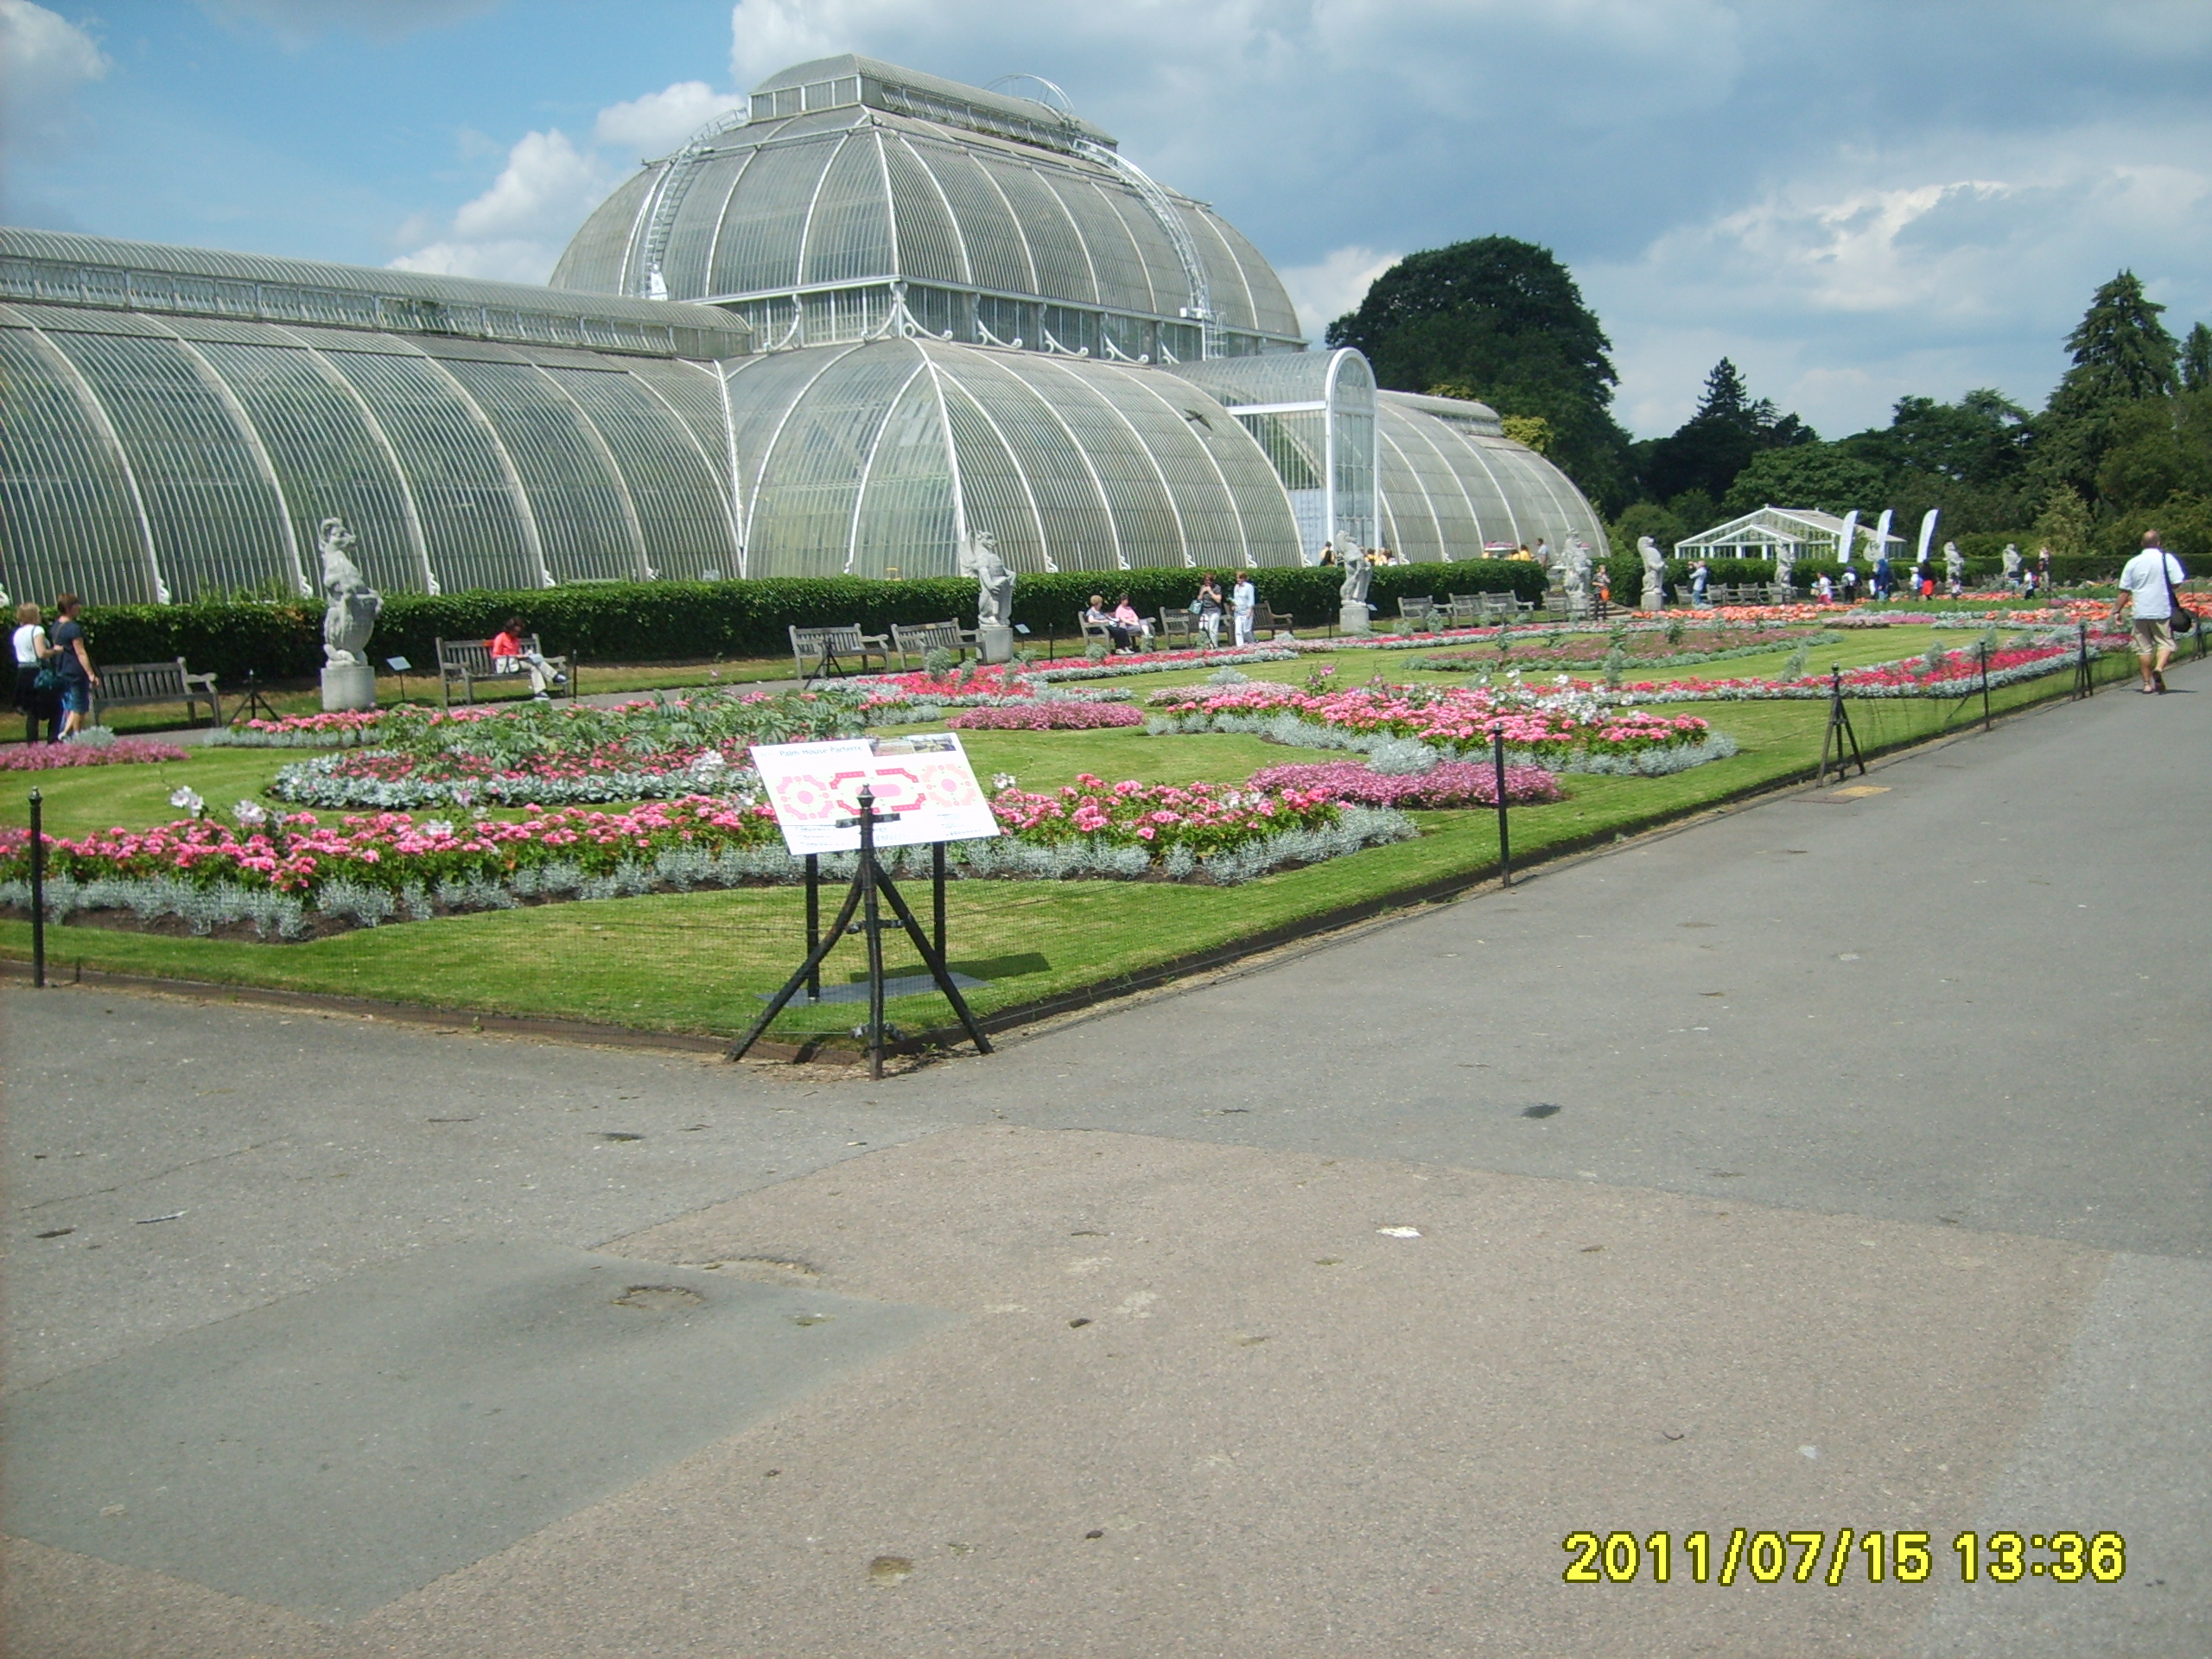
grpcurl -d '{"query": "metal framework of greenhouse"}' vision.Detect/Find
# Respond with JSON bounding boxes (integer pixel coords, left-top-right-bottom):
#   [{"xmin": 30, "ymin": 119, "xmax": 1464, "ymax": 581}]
[{"xmin": 0, "ymin": 55, "xmax": 1610, "ymax": 607}]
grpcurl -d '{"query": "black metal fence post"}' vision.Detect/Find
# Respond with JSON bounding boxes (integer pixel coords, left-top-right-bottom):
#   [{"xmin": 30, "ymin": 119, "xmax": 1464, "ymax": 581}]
[
  {"xmin": 29, "ymin": 788, "xmax": 46, "ymax": 988},
  {"xmin": 931, "ymin": 840, "xmax": 946, "ymax": 964},
  {"xmin": 2075, "ymin": 623, "xmax": 2093, "ymax": 700},
  {"xmin": 1980, "ymin": 640, "xmax": 1993, "ymax": 733},
  {"xmin": 858, "ymin": 787, "xmax": 887, "ymax": 1080},
  {"xmin": 803, "ymin": 853, "xmax": 820, "ymax": 1002},
  {"xmin": 1491, "ymin": 728, "xmax": 1512, "ymax": 888}
]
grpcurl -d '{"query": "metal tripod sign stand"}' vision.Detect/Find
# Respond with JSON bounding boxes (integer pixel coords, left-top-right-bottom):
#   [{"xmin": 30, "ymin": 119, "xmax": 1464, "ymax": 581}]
[
  {"xmin": 727, "ymin": 785, "xmax": 992, "ymax": 1078},
  {"xmin": 1816, "ymin": 664, "xmax": 1865, "ymax": 785}
]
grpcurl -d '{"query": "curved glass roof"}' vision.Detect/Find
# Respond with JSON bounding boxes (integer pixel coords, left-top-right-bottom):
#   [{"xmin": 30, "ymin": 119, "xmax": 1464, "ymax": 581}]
[
  {"xmin": 0, "ymin": 300, "xmax": 737, "ymax": 606},
  {"xmin": 1376, "ymin": 394, "xmax": 1607, "ymax": 563},
  {"xmin": 550, "ymin": 59, "xmax": 1300, "ymax": 351},
  {"xmin": 2, "ymin": 227, "xmax": 750, "ymax": 361},
  {"xmin": 723, "ymin": 337, "xmax": 1302, "ymax": 579}
]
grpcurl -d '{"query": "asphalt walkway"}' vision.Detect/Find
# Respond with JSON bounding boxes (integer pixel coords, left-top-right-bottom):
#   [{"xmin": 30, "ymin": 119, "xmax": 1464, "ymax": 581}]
[{"xmin": 5, "ymin": 662, "xmax": 2205, "ymax": 1657}]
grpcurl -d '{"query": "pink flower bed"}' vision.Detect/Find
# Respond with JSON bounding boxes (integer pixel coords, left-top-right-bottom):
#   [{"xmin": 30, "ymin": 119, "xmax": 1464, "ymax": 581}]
[
  {"xmin": 1, "ymin": 797, "xmax": 785, "ymax": 896},
  {"xmin": 946, "ymin": 701, "xmax": 1147, "ymax": 730},
  {"xmin": 0, "ymin": 738, "xmax": 191, "ymax": 769},
  {"xmin": 1246, "ymin": 760, "xmax": 1561, "ymax": 808},
  {"xmin": 989, "ymin": 773, "xmax": 1341, "ymax": 851},
  {"xmin": 1147, "ymin": 680, "xmax": 1714, "ymax": 758}
]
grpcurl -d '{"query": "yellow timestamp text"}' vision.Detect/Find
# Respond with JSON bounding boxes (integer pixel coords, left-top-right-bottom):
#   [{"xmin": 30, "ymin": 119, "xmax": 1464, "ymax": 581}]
[{"xmin": 1561, "ymin": 1529, "xmax": 2126, "ymax": 1586}]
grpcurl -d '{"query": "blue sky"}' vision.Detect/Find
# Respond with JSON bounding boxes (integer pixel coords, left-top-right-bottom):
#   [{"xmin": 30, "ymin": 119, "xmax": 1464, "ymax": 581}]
[{"xmin": 5, "ymin": 0, "xmax": 2209, "ymax": 440}]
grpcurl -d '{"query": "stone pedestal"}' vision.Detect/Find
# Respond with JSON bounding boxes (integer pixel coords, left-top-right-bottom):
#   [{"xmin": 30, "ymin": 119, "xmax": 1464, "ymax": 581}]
[
  {"xmin": 976, "ymin": 624, "xmax": 1015, "ymax": 665},
  {"xmin": 1640, "ymin": 584, "xmax": 1663, "ymax": 612},
  {"xmin": 321, "ymin": 662, "xmax": 377, "ymax": 712},
  {"xmin": 1338, "ymin": 601, "xmax": 1372, "ymax": 636}
]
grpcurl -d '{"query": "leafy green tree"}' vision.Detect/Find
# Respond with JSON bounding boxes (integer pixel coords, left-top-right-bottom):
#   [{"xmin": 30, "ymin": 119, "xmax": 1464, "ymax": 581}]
[
  {"xmin": 2031, "ymin": 485, "xmax": 2093, "ymax": 558},
  {"xmin": 1498, "ymin": 414, "xmax": 1554, "ymax": 454},
  {"xmin": 1719, "ymin": 444, "xmax": 1889, "ymax": 516},
  {"xmin": 1328, "ymin": 237, "xmax": 1632, "ymax": 510},
  {"xmin": 1635, "ymin": 359, "xmax": 1817, "ymax": 506},
  {"xmin": 1607, "ymin": 499, "xmax": 1688, "ymax": 558},
  {"xmin": 2182, "ymin": 322, "xmax": 2212, "ymax": 394},
  {"xmin": 2035, "ymin": 271, "xmax": 2179, "ymax": 499}
]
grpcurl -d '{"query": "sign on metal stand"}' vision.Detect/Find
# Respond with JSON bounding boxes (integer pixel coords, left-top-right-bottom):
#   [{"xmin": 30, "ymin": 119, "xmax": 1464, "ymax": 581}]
[
  {"xmin": 731, "ymin": 734, "xmax": 1001, "ymax": 1077},
  {"xmin": 1817, "ymin": 665, "xmax": 1866, "ymax": 785}
]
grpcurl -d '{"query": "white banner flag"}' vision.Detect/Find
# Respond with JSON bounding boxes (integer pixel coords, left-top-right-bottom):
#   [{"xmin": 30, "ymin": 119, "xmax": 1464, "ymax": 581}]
[{"xmin": 749, "ymin": 734, "xmax": 1001, "ymax": 855}]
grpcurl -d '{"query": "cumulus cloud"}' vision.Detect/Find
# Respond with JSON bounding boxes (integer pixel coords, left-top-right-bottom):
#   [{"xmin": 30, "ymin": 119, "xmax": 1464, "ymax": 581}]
[
  {"xmin": 391, "ymin": 80, "xmax": 751, "ymax": 283},
  {"xmin": 1279, "ymin": 245, "xmax": 1401, "ymax": 343},
  {"xmin": 1589, "ymin": 123, "xmax": 2212, "ymax": 435},
  {"xmin": 1, "ymin": 0, "xmax": 111, "ymax": 162},
  {"xmin": 594, "ymin": 81, "xmax": 745, "ymax": 157}
]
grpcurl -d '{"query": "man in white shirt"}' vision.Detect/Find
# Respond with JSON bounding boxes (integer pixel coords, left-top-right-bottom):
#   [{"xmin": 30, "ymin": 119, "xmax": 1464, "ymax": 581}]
[
  {"xmin": 1230, "ymin": 571, "xmax": 1256, "ymax": 645},
  {"xmin": 2115, "ymin": 530, "xmax": 2189, "ymax": 693}
]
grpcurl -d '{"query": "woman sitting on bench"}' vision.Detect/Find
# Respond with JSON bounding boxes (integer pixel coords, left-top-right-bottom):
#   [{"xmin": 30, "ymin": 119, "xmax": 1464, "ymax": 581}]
[
  {"xmin": 489, "ymin": 619, "xmax": 566, "ymax": 698},
  {"xmin": 1085, "ymin": 595, "xmax": 1141, "ymax": 654}
]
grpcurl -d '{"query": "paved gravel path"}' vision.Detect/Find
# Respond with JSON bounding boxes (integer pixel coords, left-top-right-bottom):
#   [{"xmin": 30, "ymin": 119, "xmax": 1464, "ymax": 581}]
[{"xmin": 6, "ymin": 662, "xmax": 2204, "ymax": 1657}]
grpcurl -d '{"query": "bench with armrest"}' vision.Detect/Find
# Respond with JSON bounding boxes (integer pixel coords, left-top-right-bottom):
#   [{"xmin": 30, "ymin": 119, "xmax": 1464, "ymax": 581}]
[
  {"xmin": 90, "ymin": 658, "xmax": 221, "ymax": 726},
  {"xmin": 1250, "ymin": 601, "xmax": 1295, "ymax": 639},
  {"xmin": 789, "ymin": 623, "xmax": 891, "ymax": 685},
  {"xmin": 890, "ymin": 619, "xmax": 979, "ymax": 670},
  {"xmin": 437, "ymin": 635, "xmax": 572, "ymax": 709},
  {"xmin": 1155, "ymin": 607, "xmax": 1201, "ymax": 648},
  {"xmin": 1395, "ymin": 596, "xmax": 1441, "ymax": 631},
  {"xmin": 1076, "ymin": 609, "xmax": 1153, "ymax": 652}
]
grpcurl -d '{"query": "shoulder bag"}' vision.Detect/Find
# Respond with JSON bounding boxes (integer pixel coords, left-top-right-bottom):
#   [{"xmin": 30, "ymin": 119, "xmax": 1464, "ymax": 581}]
[{"xmin": 2160, "ymin": 551, "xmax": 2195, "ymax": 632}]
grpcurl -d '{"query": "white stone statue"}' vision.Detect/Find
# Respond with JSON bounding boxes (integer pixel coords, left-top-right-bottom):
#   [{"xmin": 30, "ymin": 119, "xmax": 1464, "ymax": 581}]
[
  {"xmin": 1775, "ymin": 541, "xmax": 1797, "ymax": 591},
  {"xmin": 2001, "ymin": 542, "xmax": 2023, "ymax": 580},
  {"xmin": 1559, "ymin": 537, "xmax": 1592, "ymax": 612},
  {"xmin": 318, "ymin": 518, "xmax": 380, "ymax": 667},
  {"xmin": 1637, "ymin": 535, "xmax": 1665, "ymax": 610},
  {"xmin": 1943, "ymin": 539, "xmax": 1965, "ymax": 584},
  {"xmin": 958, "ymin": 529, "xmax": 1015, "ymax": 630},
  {"xmin": 1336, "ymin": 543, "xmax": 1371, "ymax": 607}
]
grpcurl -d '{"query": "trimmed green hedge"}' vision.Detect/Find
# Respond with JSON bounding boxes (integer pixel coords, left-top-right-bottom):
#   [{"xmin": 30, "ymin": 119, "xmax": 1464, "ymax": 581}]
[{"xmin": 78, "ymin": 563, "xmax": 1556, "ymax": 684}]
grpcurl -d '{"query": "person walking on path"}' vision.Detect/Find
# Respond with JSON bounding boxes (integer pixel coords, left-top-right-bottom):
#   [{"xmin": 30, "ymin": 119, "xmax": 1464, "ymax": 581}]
[
  {"xmin": 12, "ymin": 602, "xmax": 60, "ymax": 744},
  {"xmin": 1230, "ymin": 571, "xmax": 1256, "ymax": 645},
  {"xmin": 48, "ymin": 594, "xmax": 98, "ymax": 737},
  {"xmin": 2115, "ymin": 531, "xmax": 2189, "ymax": 694}
]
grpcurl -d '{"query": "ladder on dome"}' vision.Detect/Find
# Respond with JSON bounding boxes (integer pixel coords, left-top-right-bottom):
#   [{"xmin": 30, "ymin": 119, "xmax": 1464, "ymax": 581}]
[
  {"xmin": 635, "ymin": 112, "xmax": 750, "ymax": 301},
  {"xmin": 1075, "ymin": 140, "xmax": 1219, "ymax": 359}
]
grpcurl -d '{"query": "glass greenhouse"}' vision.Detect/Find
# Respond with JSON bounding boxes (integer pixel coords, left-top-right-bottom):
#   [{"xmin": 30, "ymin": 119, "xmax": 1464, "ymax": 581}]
[{"xmin": 0, "ymin": 56, "xmax": 1607, "ymax": 607}]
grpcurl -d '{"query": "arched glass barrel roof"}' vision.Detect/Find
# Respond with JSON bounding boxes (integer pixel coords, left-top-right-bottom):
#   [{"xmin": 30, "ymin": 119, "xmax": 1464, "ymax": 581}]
[
  {"xmin": 1374, "ymin": 391, "xmax": 1608, "ymax": 563},
  {"xmin": 550, "ymin": 55, "xmax": 1303, "ymax": 359},
  {"xmin": 0, "ymin": 230, "xmax": 748, "ymax": 606},
  {"xmin": 723, "ymin": 337, "xmax": 1302, "ymax": 579}
]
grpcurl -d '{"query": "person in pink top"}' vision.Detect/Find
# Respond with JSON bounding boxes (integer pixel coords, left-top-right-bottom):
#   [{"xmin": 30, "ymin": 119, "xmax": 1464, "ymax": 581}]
[{"xmin": 489, "ymin": 618, "xmax": 565, "ymax": 698}]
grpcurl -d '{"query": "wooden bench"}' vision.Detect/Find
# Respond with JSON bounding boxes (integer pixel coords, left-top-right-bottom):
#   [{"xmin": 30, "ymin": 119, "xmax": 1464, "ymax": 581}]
[
  {"xmin": 90, "ymin": 658, "xmax": 220, "ymax": 726},
  {"xmin": 1442, "ymin": 594, "xmax": 1485, "ymax": 626},
  {"xmin": 1077, "ymin": 610, "xmax": 1153, "ymax": 653},
  {"xmin": 789, "ymin": 623, "xmax": 889, "ymax": 685},
  {"xmin": 1251, "ymin": 601, "xmax": 1295, "ymax": 639},
  {"xmin": 1477, "ymin": 589, "xmax": 1531, "ymax": 618},
  {"xmin": 437, "ymin": 635, "xmax": 572, "ymax": 709},
  {"xmin": 1396, "ymin": 596, "xmax": 1441, "ymax": 631},
  {"xmin": 890, "ymin": 619, "xmax": 978, "ymax": 670},
  {"xmin": 1156, "ymin": 607, "xmax": 1202, "ymax": 648}
]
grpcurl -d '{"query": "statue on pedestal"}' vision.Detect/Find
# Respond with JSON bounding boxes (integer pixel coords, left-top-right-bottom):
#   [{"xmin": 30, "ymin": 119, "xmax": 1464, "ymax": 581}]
[
  {"xmin": 317, "ymin": 518, "xmax": 381, "ymax": 711},
  {"xmin": 959, "ymin": 528, "xmax": 1017, "ymax": 661},
  {"xmin": 1638, "ymin": 535, "xmax": 1665, "ymax": 610},
  {"xmin": 2001, "ymin": 542, "xmax": 2023, "ymax": 582},
  {"xmin": 320, "ymin": 518, "xmax": 380, "ymax": 666},
  {"xmin": 1559, "ymin": 537, "xmax": 1592, "ymax": 613},
  {"xmin": 1335, "ymin": 541, "xmax": 1372, "ymax": 633},
  {"xmin": 1943, "ymin": 539, "xmax": 1965, "ymax": 587},
  {"xmin": 1775, "ymin": 541, "xmax": 1797, "ymax": 593}
]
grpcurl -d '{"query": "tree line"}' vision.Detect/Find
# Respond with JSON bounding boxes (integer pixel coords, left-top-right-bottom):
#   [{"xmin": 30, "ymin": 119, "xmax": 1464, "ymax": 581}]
[{"xmin": 1328, "ymin": 238, "xmax": 2211, "ymax": 561}]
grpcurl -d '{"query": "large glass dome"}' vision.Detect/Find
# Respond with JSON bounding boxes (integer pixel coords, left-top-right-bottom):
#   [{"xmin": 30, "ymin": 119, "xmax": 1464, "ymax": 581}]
[{"xmin": 551, "ymin": 56, "xmax": 1303, "ymax": 362}]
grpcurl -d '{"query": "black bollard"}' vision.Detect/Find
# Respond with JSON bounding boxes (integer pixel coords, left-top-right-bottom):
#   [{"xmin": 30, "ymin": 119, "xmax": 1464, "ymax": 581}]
[
  {"xmin": 1491, "ymin": 728, "xmax": 1512, "ymax": 889},
  {"xmin": 29, "ymin": 788, "xmax": 46, "ymax": 988},
  {"xmin": 803, "ymin": 853, "xmax": 820, "ymax": 1002}
]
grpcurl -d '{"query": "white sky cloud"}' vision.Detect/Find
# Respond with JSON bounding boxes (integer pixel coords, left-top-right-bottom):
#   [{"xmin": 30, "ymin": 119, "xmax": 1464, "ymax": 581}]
[
  {"xmin": 0, "ymin": 0, "xmax": 111, "ymax": 162},
  {"xmin": 594, "ymin": 81, "xmax": 746, "ymax": 158},
  {"xmin": 1279, "ymin": 246, "xmax": 1401, "ymax": 344}
]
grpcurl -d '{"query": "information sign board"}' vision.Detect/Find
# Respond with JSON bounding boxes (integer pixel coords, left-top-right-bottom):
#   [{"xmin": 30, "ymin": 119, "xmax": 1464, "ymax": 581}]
[{"xmin": 748, "ymin": 734, "xmax": 1000, "ymax": 855}]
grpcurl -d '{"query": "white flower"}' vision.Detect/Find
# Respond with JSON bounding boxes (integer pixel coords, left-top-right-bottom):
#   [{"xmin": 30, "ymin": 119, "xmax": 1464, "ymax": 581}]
[
  {"xmin": 421, "ymin": 819, "xmax": 455, "ymax": 839},
  {"xmin": 169, "ymin": 785, "xmax": 205, "ymax": 815},
  {"xmin": 232, "ymin": 799, "xmax": 268, "ymax": 828},
  {"xmin": 691, "ymin": 748, "xmax": 728, "ymax": 774},
  {"xmin": 991, "ymin": 772, "xmax": 1018, "ymax": 791}
]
